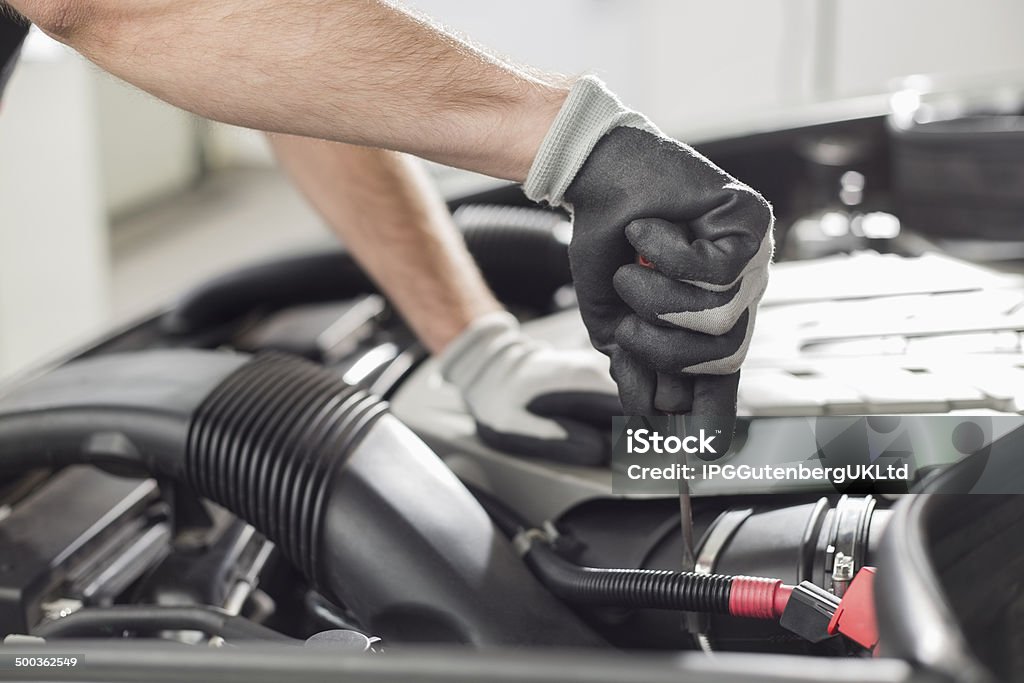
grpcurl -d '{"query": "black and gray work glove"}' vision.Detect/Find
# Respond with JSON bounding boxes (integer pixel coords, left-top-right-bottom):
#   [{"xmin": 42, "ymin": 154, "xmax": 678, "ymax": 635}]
[
  {"xmin": 439, "ymin": 312, "xmax": 620, "ymax": 466},
  {"xmin": 523, "ymin": 76, "xmax": 774, "ymax": 419}
]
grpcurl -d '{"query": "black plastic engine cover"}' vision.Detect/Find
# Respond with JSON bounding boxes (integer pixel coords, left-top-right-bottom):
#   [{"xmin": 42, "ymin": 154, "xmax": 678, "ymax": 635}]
[{"xmin": 0, "ymin": 467, "xmax": 159, "ymax": 636}]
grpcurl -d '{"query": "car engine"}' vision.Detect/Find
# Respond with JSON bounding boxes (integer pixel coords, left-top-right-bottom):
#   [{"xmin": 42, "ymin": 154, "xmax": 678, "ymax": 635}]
[{"xmin": 2, "ymin": 90, "xmax": 1024, "ymax": 683}]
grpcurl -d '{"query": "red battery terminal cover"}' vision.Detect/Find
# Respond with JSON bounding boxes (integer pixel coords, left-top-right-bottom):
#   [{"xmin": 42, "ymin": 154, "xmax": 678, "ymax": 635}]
[{"xmin": 828, "ymin": 566, "xmax": 879, "ymax": 650}]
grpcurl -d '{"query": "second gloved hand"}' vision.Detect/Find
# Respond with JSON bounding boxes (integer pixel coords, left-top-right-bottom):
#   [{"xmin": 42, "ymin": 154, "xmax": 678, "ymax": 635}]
[{"xmin": 439, "ymin": 312, "xmax": 620, "ymax": 466}]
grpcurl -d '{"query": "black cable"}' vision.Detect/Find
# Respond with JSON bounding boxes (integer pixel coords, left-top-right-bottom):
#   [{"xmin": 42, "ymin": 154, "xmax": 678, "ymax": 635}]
[
  {"xmin": 462, "ymin": 483, "xmax": 784, "ymax": 618},
  {"xmin": 463, "ymin": 482, "xmax": 730, "ymax": 612},
  {"xmin": 459, "ymin": 482, "xmax": 527, "ymax": 538},
  {"xmin": 463, "ymin": 483, "xmax": 732, "ymax": 613},
  {"xmin": 523, "ymin": 540, "xmax": 733, "ymax": 615},
  {"xmin": 33, "ymin": 606, "xmax": 297, "ymax": 642}
]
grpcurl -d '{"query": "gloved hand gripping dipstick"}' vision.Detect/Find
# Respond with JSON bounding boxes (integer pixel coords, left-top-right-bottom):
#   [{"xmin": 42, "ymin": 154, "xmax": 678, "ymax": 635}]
[{"xmin": 524, "ymin": 76, "xmax": 774, "ymax": 452}]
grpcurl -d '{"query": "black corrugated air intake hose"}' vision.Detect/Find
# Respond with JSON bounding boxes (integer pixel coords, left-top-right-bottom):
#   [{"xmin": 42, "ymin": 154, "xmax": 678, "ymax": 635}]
[
  {"xmin": 0, "ymin": 350, "xmax": 603, "ymax": 648},
  {"xmin": 162, "ymin": 205, "xmax": 572, "ymax": 336}
]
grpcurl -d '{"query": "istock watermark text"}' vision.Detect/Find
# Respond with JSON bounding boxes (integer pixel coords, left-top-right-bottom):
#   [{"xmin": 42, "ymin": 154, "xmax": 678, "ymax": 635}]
[{"xmin": 626, "ymin": 462, "xmax": 910, "ymax": 484}]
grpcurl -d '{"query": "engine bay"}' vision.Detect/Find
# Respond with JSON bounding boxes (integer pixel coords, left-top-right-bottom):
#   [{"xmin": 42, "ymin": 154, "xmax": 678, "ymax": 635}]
[{"xmin": 2, "ymin": 91, "xmax": 1024, "ymax": 683}]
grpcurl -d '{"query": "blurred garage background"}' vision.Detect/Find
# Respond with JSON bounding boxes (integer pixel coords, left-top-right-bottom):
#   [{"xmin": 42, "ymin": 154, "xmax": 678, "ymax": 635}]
[{"xmin": 1, "ymin": 0, "xmax": 1024, "ymax": 379}]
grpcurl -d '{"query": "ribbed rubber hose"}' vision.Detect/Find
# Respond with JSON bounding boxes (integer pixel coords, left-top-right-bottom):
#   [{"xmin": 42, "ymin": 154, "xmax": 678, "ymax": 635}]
[
  {"xmin": 454, "ymin": 204, "xmax": 572, "ymax": 310},
  {"xmin": 0, "ymin": 350, "xmax": 607, "ymax": 647},
  {"xmin": 185, "ymin": 353, "xmax": 387, "ymax": 584}
]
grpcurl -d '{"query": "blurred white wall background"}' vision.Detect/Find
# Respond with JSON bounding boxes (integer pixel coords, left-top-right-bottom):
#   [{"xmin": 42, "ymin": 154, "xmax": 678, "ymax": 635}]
[{"xmin": 2, "ymin": 0, "xmax": 1024, "ymax": 377}]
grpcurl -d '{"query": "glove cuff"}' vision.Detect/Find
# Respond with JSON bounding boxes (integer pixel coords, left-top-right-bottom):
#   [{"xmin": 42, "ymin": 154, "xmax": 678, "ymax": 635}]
[
  {"xmin": 523, "ymin": 75, "xmax": 659, "ymax": 207},
  {"xmin": 438, "ymin": 311, "xmax": 521, "ymax": 390}
]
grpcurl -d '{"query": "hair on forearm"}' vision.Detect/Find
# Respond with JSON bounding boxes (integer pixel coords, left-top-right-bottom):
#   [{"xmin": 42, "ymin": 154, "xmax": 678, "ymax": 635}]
[
  {"xmin": 6, "ymin": 0, "xmax": 568, "ymax": 178},
  {"xmin": 343, "ymin": 4, "xmax": 511, "ymax": 116}
]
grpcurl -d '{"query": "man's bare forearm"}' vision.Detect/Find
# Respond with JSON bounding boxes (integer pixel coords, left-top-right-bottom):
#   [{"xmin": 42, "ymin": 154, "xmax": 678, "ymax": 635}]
[
  {"xmin": 8, "ymin": 0, "xmax": 568, "ymax": 180},
  {"xmin": 271, "ymin": 134, "xmax": 502, "ymax": 354}
]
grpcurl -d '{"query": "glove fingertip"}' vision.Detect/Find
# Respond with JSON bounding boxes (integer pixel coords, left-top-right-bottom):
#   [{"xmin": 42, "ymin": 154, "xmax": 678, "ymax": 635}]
[
  {"xmin": 691, "ymin": 371, "xmax": 740, "ymax": 412},
  {"xmin": 624, "ymin": 218, "xmax": 688, "ymax": 264},
  {"xmin": 688, "ymin": 372, "xmax": 741, "ymax": 453},
  {"xmin": 610, "ymin": 351, "xmax": 658, "ymax": 416}
]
